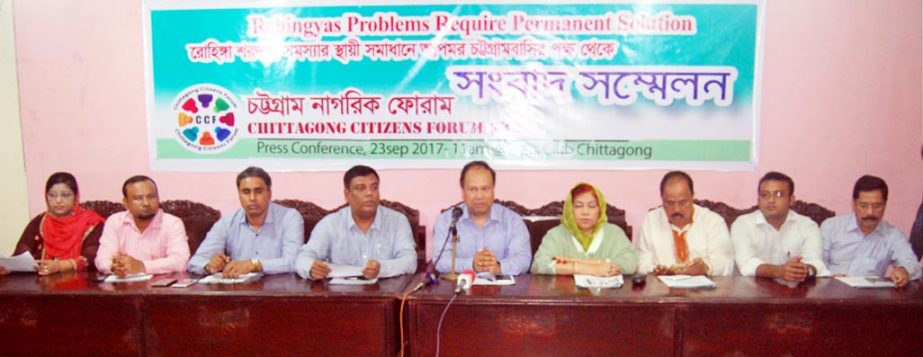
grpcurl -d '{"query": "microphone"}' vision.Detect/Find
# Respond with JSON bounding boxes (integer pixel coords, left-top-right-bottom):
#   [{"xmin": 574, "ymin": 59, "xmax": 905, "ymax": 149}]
[
  {"xmin": 449, "ymin": 206, "xmax": 463, "ymax": 235},
  {"xmin": 455, "ymin": 269, "xmax": 475, "ymax": 294}
]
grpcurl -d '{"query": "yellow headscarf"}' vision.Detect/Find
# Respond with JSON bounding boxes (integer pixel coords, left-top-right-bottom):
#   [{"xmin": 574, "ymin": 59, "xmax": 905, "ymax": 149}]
[{"xmin": 562, "ymin": 182, "xmax": 608, "ymax": 251}]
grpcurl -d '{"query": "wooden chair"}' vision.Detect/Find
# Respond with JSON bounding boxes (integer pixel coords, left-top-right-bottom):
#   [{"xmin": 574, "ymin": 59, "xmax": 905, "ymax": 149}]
[
  {"xmin": 161, "ymin": 200, "xmax": 221, "ymax": 255},
  {"xmin": 693, "ymin": 199, "xmax": 835, "ymax": 227}
]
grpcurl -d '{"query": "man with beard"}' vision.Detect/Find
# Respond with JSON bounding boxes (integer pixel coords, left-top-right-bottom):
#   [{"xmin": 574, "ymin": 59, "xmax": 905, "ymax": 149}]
[
  {"xmin": 636, "ymin": 171, "xmax": 734, "ymax": 276},
  {"xmin": 95, "ymin": 175, "xmax": 190, "ymax": 277},
  {"xmin": 296, "ymin": 165, "xmax": 417, "ymax": 280},
  {"xmin": 821, "ymin": 175, "xmax": 920, "ymax": 287},
  {"xmin": 731, "ymin": 171, "xmax": 830, "ymax": 281}
]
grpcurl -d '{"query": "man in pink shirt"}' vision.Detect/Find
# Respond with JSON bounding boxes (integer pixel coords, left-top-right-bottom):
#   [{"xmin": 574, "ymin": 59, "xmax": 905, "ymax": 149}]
[{"xmin": 95, "ymin": 175, "xmax": 190, "ymax": 277}]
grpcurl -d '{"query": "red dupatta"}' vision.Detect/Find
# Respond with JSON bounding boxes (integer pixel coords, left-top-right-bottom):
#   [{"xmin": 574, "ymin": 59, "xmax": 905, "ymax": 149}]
[{"xmin": 40, "ymin": 203, "xmax": 104, "ymax": 263}]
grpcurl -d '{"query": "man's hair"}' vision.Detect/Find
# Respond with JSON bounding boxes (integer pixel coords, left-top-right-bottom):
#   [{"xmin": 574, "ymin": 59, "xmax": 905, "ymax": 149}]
[
  {"xmin": 343, "ymin": 165, "xmax": 379, "ymax": 188},
  {"xmin": 853, "ymin": 175, "xmax": 888, "ymax": 201},
  {"xmin": 659, "ymin": 171, "xmax": 694, "ymax": 196},
  {"xmin": 758, "ymin": 171, "xmax": 795, "ymax": 196},
  {"xmin": 459, "ymin": 161, "xmax": 496, "ymax": 188},
  {"xmin": 237, "ymin": 166, "xmax": 272, "ymax": 188},
  {"xmin": 122, "ymin": 175, "xmax": 158, "ymax": 198},
  {"xmin": 45, "ymin": 172, "xmax": 79, "ymax": 196}
]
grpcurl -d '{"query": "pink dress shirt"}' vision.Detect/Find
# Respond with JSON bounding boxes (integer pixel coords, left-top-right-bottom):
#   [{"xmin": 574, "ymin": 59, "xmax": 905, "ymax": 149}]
[{"xmin": 94, "ymin": 209, "xmax": 190, "ymax": 274}]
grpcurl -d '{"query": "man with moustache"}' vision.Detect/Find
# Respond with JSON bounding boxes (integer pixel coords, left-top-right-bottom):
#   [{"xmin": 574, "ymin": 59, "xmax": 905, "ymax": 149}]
[
  {"xmin": 821, "ymin": 175, "xmax": 921, "ymax": 287},
  {"xmin": 296, "ymin": 165, "xmax": 417, "ymax": 280},
  {"xmin": 731, "ymin": 172, "xmax": 830, "ymax": 281},
  {"xmin": 636, "ymin": 171, "xmax": 734, "ymax": 276},
  {"xmin": 188, "ymin": 167, "xmax": 304, "ymax": 277},
  {"xmin": 95, "ymin": 175, "xmax": 190, "ymax": 277},
  {"xmin": 432, "ymin": 161, "xmax": 531, "ymax": 275}
]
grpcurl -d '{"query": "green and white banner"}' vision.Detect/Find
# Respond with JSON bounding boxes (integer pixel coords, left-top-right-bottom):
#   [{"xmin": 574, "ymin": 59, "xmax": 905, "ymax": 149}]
[{"xmin": 144, "ymin": 0, "xmax": 763, "ymax": 171}]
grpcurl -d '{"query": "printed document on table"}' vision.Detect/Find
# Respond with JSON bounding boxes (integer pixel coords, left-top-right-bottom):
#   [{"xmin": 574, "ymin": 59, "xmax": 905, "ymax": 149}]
[
  {"xmin": 575, "ymin": 274, "xmax": 624, "ymax": 289},
  {"xmin": 473, "ymin": 274, "xmax": 516, "ymax": 286},
  {"xmin": 0, "ymin": 252, "xmax": 37, "ymax": 272},
  {"xmin": 835, "ymin": 276, "xmax": 896, "ymax": 288},
  {"xmin": 104, "ymin": 273, "xmax": 153, "ymax": 283},
  {"xmin": 657, "ymin": 275, "xmax": 716, "ymax": 289},
  {"xmin": 198, "ymin": 272, "xmax": 261, "ymax": 284},
  {"xmin": 330, "ymin": 277, "xmax": 378, "ymax": 285}
]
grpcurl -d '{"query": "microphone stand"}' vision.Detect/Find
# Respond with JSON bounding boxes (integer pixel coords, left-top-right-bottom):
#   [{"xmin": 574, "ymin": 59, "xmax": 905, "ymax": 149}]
[{"xmin": 443, "ymin": 226, "xmax": 459, "ymax": 281}]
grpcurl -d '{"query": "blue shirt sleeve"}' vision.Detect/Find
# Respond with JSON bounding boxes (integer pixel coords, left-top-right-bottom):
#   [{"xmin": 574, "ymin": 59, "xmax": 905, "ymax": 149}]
[{"xmin": 187, "ymin": 215, "xmax": 231, "ymax": 274}]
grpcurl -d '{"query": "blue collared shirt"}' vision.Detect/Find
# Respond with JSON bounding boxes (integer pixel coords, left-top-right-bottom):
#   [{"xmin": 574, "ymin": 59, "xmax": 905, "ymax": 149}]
[
  {"xmin": 188, "ymin": 202, "xmax": 304, "ymax": 275},
  {"xmin": 821, "ymin": 213, "xmax": 921, "ymax": 279},
  {"xmin": 433, "ymin": 203, "xmax": 532, "ymax": 275},
  {"xmin": 295, "ymin": 205, "xmax": 417, "ymax": 280}
]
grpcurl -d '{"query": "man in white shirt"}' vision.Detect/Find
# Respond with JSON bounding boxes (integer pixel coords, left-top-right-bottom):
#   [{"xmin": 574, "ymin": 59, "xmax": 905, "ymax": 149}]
[
  {"xmin": 731, "ymin": 171, "xmax": 830, "ymax": 281},
  {"xmin": 636, "ymin": 171, "xmax": 734, "ymax": 276}
]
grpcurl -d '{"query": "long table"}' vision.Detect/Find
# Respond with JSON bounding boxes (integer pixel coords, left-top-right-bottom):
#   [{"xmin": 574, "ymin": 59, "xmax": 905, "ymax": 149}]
[
  {"xmin": 0, "ymin": 272, "xmax": 413, "ymax": 356},
  {"xmin": 405, "ymin": 275, "xmax": 923, "ymax": 356}
]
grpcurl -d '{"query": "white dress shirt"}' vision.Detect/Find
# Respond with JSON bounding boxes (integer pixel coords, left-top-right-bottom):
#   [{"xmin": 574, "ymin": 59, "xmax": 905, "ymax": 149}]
[
  {"xmin": 636, "ymin": 204, "xmax": 734, "ymax": 276},
  {"xmin": 731, "ymin": 210, "xmax": 831, "ymax": 277}
]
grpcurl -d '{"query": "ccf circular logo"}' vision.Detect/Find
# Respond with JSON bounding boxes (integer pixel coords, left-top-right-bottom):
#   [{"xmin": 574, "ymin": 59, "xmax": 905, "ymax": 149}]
[{"xmin": 172, "ymin": 84, "xmax": 240, "ymax": 153}]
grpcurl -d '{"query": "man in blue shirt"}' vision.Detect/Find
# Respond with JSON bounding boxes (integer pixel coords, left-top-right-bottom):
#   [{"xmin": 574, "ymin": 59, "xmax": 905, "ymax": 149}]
[
  {"xmin": 821, "ymin": 175, "xmax": 921, "ymax": 287},
  {"xmin": 433, "ymin": 161, "xmax": 532, "ymax": 275},
  {"xmin": 296, "ymin": 165, "xmax": 417, "ymax": 280},
  {"xmin": 188, "ymin": 167, "xmax": 304, "ymax": 277}
]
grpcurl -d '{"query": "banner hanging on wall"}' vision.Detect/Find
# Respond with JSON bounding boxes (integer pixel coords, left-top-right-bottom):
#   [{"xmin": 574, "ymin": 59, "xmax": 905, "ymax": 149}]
[{"xmin": 144, "ymin": 0, "xmax": 764, "ymax": 171}]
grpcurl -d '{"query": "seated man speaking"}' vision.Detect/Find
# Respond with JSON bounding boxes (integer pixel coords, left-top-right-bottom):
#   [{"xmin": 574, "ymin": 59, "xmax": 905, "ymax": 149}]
[{"xmin": 296, "ymin": 165, "xmax": 417, "ymax": 280}]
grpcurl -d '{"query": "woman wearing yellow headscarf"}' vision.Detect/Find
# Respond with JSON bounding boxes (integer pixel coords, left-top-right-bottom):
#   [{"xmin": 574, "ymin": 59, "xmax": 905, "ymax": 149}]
[{"xmin": 531, "ymin": 183, "xmax": 637, "ymax": 276}]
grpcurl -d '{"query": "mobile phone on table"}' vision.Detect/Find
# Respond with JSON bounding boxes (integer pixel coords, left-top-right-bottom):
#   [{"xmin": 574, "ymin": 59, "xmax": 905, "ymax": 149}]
[
  {"xmin": 151, "ymin": 278, "xmax": 177, "ymax": 287},
  {"xmin": 171, "ymin": 279, "xmax": 198, "ymax": 288}
]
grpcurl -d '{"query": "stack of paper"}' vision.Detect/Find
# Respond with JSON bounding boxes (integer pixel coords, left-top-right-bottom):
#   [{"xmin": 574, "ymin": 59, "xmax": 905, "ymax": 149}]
[
  {"xmin": 574, "ymin": 274, "xmax": 624, "ymax": 289},
  {"xmin": 657, "ymin": 275, "xmax": 716, "ymax": 289},
  {"xmin": 198, "ymin": 272, "xmax": 261, "ymax": 284},
  {"xmin": 835, "ymin": 276, "xmax": 895, "ymax": 288}
]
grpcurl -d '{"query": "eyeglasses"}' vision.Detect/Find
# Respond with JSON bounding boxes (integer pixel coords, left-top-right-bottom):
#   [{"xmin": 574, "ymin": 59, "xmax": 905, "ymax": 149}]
[{"xmin": 759, "ymin": 191, "xmax": 788, "ymax": 199}]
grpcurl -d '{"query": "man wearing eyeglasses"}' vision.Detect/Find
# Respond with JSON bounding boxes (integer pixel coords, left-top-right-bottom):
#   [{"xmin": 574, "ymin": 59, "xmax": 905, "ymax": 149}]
[
  {"xmin": 731, "ymin": 172, "xmax": 830, "ymax": 282},
  {"xmin": 821, "ymin": 175, "xmax": 920, "ymax": 288}
]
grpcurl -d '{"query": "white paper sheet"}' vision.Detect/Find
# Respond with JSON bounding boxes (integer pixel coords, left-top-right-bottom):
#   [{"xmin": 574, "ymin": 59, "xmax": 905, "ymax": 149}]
[
  {"xmin": 330, "ymin": 277, "xmax": 378, "ymax": 285},
  {"xmin": 103, "ymin": 273, "xmax": 153, "ymax": 283},
  {"xmin": 657, "ymin": 275, "xmax": 716, "ymax": 289},
  {"xmin": 575, "ymin": 274, "xmax": 624, "ymax": 289},
  {"xmin": 0, "ymin": 253, "xmax": 37, "ymax": 272},
  {"xmin": 197, "ymin": 272, "xmax": 261, "ymax": 284},
  {"xmin": 835, "ymin": 276, "xmax": 896, "ymax": 289},
  {"xmin": 327, "ymin": 264, "xmax": 364, "ymax": 278}
]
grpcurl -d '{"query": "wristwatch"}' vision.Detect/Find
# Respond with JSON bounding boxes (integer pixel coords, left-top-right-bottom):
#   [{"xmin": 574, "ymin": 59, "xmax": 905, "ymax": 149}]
[{"xmin": 250, "ymin": 258, "xmax": 261, "ymax": 271}]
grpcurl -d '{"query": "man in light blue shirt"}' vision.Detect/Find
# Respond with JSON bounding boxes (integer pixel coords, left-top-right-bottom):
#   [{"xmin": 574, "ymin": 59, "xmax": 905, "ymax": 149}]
[
  {"xmin": 295, "ymin": 165, "xmax": 417, "ymax": 280},
  {"xmin": 821, "ymin": 175, "xmax": 921, "ymax": 287},
  {"xmin": 188, "ymin": 167, "xmax": 304, "ymax": 277},
  {"xmin": 433, "ymin": 161, "xmax": 531, "ymax": 275}
]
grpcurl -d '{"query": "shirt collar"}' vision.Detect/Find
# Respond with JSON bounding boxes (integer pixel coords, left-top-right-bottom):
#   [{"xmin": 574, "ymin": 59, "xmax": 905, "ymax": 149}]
[
  {"xmin": 754, "ymin": 210, "xmax": 795, "ymax": 230},
  {"xmin": 346, "ymin": 205, "xmax": 382, "ymax": 232},
  {"xmin": 121, "ymin": 209, "xmax": 164, "ymax": 230},
  {"xmin": 847, "ymin": 213, "xmax": 883, "ymax": 236},
  {"xmin": 238, "ymin": 203, "xmax": 277, "ymax": 227},
  {"xmin": 461, "ymin": 203, "xmax": 500, "ymax": 224}
]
